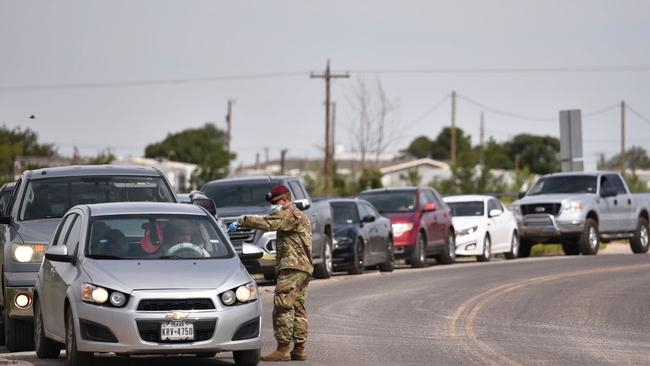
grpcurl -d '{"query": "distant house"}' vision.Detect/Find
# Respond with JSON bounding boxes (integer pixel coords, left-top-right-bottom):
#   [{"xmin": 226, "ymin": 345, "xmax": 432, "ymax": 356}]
[
  {"xmin": 13, "ymin": 156, "xmax": 85, "ymax": 177},
  {"xmin": 379, "ymin": 158, "xmax": 451, "ymax": 187}
]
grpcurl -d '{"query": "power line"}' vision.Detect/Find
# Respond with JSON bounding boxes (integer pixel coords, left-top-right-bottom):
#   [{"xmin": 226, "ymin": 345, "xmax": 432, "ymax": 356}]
[
  {"xmin": 626, "ymin": 104, "xmax": 650, "ymax": 125},
  {"xmin": 351, "ymin": 65, "xmax": 650, "ymax": 75},
  {"xmin": 456, "ymin": 93, "xmax": 555, "ymax": 122}
]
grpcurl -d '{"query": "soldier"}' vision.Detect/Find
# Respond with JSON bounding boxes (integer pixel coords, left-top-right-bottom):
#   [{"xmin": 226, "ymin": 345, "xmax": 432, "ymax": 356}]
[{"xmin": 230, "ymin": 184, "xmax": 313, "ymax": 361}]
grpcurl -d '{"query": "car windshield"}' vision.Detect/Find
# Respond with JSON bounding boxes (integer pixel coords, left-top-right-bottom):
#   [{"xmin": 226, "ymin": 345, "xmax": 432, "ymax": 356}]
[
  {"xmin": 86, "ymin": 214, "xmax": 233, "ymax": 260},
  {"xmin": 527, "ymin": 176, "xmax": 597, "ymax": 196},
  {"xmin": 19, "ymin": 176, "xmax": 175, "ymax": 221},
  {"xmin": 203, "ymin": 182, "xmax": 276, "ymax": 208},
  {"xmin": 447, "ymin": 201, "xmax": 484, "ymax": 217},
  {"xmin": 331, "ymin": 202, "xmax": 359, "ymax": 225},
  {"xmin": 358, "ymin": 192, "xmax": 416, "ymax": 213}
]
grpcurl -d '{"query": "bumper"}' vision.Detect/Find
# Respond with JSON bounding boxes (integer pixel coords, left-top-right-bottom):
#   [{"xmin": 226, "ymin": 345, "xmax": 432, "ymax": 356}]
[
  {"xmin": 454, "ymin": 234, "xmax": 481, "ymax": 256},
  {"xmin": 332, "ymin": 240, "xmax": 354, "ymax": 270},
  {"xmin": 4, "ymin": 272, "xmax": 38, "ymax": 319},
  {"xmin": 516, "ymin": 214, "xmax": 584, "ymax": 239},
  {"xmin": 393, "ymin": 230, "xmax": 417, "ymax": 259},
  {"xmin": 72, "ymin": 289, "xmax": 262, "ymax": 354}
]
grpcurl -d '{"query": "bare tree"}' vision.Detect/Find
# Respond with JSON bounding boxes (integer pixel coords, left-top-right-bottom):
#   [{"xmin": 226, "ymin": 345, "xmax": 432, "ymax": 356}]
[{"xmin": 347, "ymin": 77, "xmax": 399, "ymax": 170}]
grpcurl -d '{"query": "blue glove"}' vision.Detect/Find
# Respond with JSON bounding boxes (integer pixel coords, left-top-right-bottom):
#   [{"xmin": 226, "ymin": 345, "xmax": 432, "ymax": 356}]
[{"xmin": 227, "ymin": 222, "xmax": 240, "ymax": 233}]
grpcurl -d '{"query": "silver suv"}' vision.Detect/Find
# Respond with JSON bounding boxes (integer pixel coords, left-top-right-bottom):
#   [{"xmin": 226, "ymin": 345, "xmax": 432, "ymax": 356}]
[{"xmin": 34, "ymin": 202, "xmax": 263, "ymax": 366}]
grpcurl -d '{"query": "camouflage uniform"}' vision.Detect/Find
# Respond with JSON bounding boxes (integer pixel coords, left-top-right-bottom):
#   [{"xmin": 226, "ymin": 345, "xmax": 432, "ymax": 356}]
[{"xmin": 239, "ymin": 202, "xmax": 313, "ymax": 344}]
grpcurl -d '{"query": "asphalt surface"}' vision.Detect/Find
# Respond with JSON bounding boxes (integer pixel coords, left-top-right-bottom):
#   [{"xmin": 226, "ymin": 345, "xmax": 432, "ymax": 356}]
[{"xmin": 2, "ymin": 246, "xmax": 649, "ymax": 365}]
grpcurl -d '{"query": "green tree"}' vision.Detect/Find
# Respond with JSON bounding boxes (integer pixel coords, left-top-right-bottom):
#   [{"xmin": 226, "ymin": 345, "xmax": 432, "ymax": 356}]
[
  {"xmin": 0, "ymin": 125, "xmax": 57, "ymax": 177},
  {"xmin": 399, "ymin": 169, "xmax": 422, "ymax": 186},
  {"xmin": 87, "ymin": 149, "xmax": 116, "ymax": 165},
  {"xmin": 144, "ymin": 123, "xmax": 235, "ymax": 187},
  {"xmin": 357, "ymin": 169, "xmax": 383, "ymax": 192},
  {"xmin": 403, "ymin": 136, "xmax": 433, "ymax": 159},
  {"xmin": 597, "ymin": 146, "xmax": 650, "ymax": 174},
  {"xmin": 505, "ymin": 134, "xmax": 560, "ymax": 174},
  {"xmin": 430, "ymin": 148, "xmax": 506, "ymax": 195},
  {"xmin": 402, "ymin": 127, "xmax": 472, "ymax": 161}
]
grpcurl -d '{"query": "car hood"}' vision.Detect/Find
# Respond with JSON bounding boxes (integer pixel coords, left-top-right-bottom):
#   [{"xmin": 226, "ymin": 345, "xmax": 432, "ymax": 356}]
[
  {"xmin": 451, "ymin": 216, "xmax": 484, "ymax": 231},
  {"xmin": 516, "ymin": 193, "xmax": 595, "ymax": 205},
  {"xmin": 81, "ymin": 256, "xmax": 251, "ymax": 293},
  {"xmin": 217, "ymin": 206, "xmax": 270, "ymax": 218},
  {"xmin": 381, "ymin": 212, "xmax": 416, "ymax": 223},
  {"xmin": 13, "ymin": 218, "xmax": 62, "ymax": 244}
]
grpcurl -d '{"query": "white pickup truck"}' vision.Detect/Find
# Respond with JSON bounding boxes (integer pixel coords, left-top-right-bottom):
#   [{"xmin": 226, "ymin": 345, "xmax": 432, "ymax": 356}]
[{"xmin": 511, "ymin": 171, "xmax": 650, "ymax": 256}]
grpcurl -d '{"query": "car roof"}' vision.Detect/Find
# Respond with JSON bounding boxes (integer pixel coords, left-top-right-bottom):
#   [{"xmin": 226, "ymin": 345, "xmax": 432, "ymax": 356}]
[
  {"xmin": 328, "ymin": 198, "xmax": 367, "ymax": 204},
  {"xmin": 204, "ymin": 175, "xmax": 297, "ymax": 186},
  {"xmin": 85, "ymin": 202, "xmax": 205, "ymax": 217},
  {"xmin": 359, "ymin": 187, "xmax": 419, "ymax": 194},
  {"xmin": 542, "ymin": 171, "xmax": 617, "ymax": 178},
  {"xmin": 443, "ymin": 195, "xmax": 493, "ymax": 203},
  {"xmin": 24, "ymin": 165, "xmax": 164, "ymax": 180}
]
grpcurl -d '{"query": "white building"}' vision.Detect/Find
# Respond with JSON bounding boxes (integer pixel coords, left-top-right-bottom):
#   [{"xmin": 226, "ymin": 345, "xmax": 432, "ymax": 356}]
[
  {"xmin": 379, "ymin": 158, "xmax": 451, "ymax": 187},
  {"xmin": 114, "ymin": 157, "xmax": 198, "ymax": 191}
]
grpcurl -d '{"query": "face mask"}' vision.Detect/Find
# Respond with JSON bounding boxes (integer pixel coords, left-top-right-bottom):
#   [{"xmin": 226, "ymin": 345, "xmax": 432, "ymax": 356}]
[{"xmin": 270, "ymin": 203, "xmax": 283, "ymax": 213}]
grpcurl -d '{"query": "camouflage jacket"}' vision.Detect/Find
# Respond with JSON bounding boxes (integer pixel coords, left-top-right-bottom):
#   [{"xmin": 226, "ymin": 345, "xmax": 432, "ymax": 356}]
[{"xmin": 238, "ymin": 203, "xmax": 313, "ymax": 275}]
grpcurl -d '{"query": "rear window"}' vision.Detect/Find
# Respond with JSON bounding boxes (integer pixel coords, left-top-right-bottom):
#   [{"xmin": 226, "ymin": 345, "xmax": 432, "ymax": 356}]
[
  {"xmin": 19, "ymin": 176, "xmax": 175, "ymax": 221},
  {"xmin": 358, "ymin": 191, "xmax": 416, "ymax": 213}
]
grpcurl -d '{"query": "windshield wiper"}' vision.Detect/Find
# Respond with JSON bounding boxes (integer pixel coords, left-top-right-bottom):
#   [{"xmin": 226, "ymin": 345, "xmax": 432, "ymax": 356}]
[{"xmin": 87, "ymin": 254, "xmax": 124, "ymax": 259}]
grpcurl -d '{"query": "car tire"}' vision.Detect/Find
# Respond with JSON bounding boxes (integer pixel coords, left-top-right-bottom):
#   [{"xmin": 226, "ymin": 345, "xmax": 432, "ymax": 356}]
[
  {"xmin": 437, "ymin": 231, "xmax": 456, "ymax": 265},
  {"xmin": 477, "ymin": 235, "xmax": 492, "ymax": 262},
  {"xmin": 504, "ymin": 232, "xmax": 519, "ymax": 260},
  {"xmin": 233, "ymin": 348, "xmax": 261, "ymax": 366},
  {"xmin": 518, "ymin": 239, "xmax": 532, "ymax": 258},
  {"xmin": 578, "ymin": 218, "xmax": 599, "ymax": 255},
  {"xmin": 4, "ymin": 300, "xmax": 34, "ymax": 352},
  {"xmin": 410, "ymin": 233, "xmax": 427, "ymax": 268},
  {"xmin": 378, "ymin": 236, "xmax": 395, "ymax": 272},
  {"xmin": 630, "ymin": 217, "xmax": 650, "ymax": 254},
  {"xmin": 263, "ymin": 271, "xmax": 277, "ymax": 283},
  {"xmin": 65, "ymin": 309, "xmax": 93, "ymax": 366},
  {"xmin": 561, "ymin": 241, "xmax": 580, "ymax": 255},
  {"xmin": 348, "ymin": 239, "xmax": 365, "ymax": 275},
  {"xmin": 34, "ymin": 300, "xmax": 61, "ymax": 359},
  {"xmin": 313, "ymin": 234, "xmax": 333, "ymax": 279}
]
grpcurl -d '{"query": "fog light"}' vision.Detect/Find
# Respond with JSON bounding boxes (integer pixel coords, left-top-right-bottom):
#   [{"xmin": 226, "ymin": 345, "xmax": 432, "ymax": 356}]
[
  {"xmin": 15, "ymin": 293, "xmax": 32, "ymax": 308},
  {"xmin": 466, "ymin": 244, "xmax": 476, "ymax": 251}
]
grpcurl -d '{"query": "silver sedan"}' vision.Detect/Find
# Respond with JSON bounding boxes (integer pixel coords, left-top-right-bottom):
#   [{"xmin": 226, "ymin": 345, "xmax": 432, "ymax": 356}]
[{"xmin": 34, "ymin": 202, "xmax": 264, "ymax": 366}]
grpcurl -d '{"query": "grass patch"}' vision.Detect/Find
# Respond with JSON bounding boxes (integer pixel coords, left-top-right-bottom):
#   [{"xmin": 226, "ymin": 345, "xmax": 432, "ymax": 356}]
[{"xmin": 530, "ymin": 243, "xmax": 608, "ymax": 256}]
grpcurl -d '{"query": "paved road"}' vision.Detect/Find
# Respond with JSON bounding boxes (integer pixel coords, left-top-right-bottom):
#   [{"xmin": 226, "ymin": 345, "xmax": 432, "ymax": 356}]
[{"xmin": 2, "ymin": 251, "xmax": 650, "ymax": 365}]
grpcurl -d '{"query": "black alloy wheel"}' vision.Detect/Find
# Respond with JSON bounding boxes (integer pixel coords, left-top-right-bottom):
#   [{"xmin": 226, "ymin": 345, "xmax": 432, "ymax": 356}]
[
  {"xmin": 348, "ymin": 239, "xmax": 365, "ymax": 275},
  {"xmin": 378, "ymin": 236, "xmax": 395, "ymax": 272}
]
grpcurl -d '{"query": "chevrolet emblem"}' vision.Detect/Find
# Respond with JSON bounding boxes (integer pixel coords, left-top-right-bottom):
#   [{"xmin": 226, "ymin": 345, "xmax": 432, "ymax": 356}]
[{"xmin": 165, "ymin": 311, "xmax": 189, "ymax": 321}]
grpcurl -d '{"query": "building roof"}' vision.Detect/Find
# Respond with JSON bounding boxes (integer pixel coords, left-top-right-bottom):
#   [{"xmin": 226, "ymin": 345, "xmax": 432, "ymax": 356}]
[{"xmin": 379, "ymin": 158, "xmax": 450, "ymax": 175}]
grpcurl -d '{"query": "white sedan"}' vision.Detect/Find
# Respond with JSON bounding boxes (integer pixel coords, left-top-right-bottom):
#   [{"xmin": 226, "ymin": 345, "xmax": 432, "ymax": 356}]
[{"xmin": 443, "ymin": 195, "xmax": 520, "ymax": 261}]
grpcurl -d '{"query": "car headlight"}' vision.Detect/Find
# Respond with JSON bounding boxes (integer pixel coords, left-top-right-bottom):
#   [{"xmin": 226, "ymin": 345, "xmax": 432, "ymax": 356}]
[
  {"xmin": 457, "ymin": 226, "xmax": 479, "ymax": 236},
  {"xmin": 561, "ymin": 201, "xmax": 583, "ymax": 213},
  {"xmin": 11, "ymin": 243, "xmax": 47, "ymax": 263},
  {"xmin": 221, "ymin": 282, "xmax": 258, "ymax": 306},
  {"xmin": 81, "ymin": 283, "xmax": 128, "ymax": 307},
  {"xmin": 392, "ymin": 223, "xmax": 413, "ymax": 236}
]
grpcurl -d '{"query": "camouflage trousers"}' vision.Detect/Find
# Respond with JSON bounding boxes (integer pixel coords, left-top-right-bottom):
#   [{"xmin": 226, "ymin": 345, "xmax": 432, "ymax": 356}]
[{"xmin": 273, "ymin": 269, "xmax": 311, "ymax": 344}]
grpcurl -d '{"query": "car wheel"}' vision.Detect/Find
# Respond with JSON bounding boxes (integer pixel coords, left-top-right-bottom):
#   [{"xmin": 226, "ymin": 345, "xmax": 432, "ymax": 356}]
[
  {"xmin": 477, "ymin": 235, "xmax": 492, "ymax": 262},
  {"xmin": 65, "ymin": 309, "xmax": 93, "ymax": 366},
  {"xmin": 630, "ymin": 217, "xmax": 650, "ymax": 254},
  {"xmin": 505, "ymin": 232, "xmax": 519, "ymax": 260},
  {"xmin": 263, "ymin": 271, "xmax": 277, "ymax": 283},
  {"xmin": 34, "ymin": 300, "xmax": 61, "ymax": 359},
  {"xmin": 313, "ymin": 234, "xmax": 333, "ymax": 279},
  {"xmin": 410, "ymin": 233, "xmax": 427, "ymax": 268},
  {"xmin": 348, "ymin": 239, "xmax": 365, "ymax": 275},
  {"xmin": 561, "ymin": 241, "xmax": 580, "ymax": 255},
  {"xmin": 518, "ymin": 239, "xmax": 532, "ymax": 258},
  {"xmin": 233, "ymin": 348, "xmax": 261, "ymax": 366},
  {"xmin": 437, "ymin": 231, "xmax": 456, "ymax": 264},
  {"xmin": 378, "ymin": 236, "xmax": 395, "ymax": 272},
  {"xmin": 578, "ymin": 218, "xmax": 599, "ymax": 255},
  {"xmin": 4, "ymin": 299, "xmax": 34, "ymax": 352}
]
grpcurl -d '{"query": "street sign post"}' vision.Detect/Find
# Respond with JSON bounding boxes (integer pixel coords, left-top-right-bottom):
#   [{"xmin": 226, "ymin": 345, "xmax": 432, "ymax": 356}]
[{"xmin": 559, "ymin": 110, "xmax": 584, "ymax": 172}]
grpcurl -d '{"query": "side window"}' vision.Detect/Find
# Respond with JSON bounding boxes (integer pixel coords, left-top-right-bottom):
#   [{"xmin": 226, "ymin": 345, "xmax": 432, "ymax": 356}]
[
  {"xmin": 63, "ymin": 214, "xmax": 83, "ymax": 254},
  {"xmin": 418, "ymin": 191, "xmax": 429, "ymax": 208},
  {"xmin": 364, "ymin": 203, "xmax": 380, "ymax": 217},
  {"xmin": 288, "ymin": 181, "xmax": 306, "ymax": 200},
  {"xmin": 6, "ymin": 178, "xmax": 22, "ymax": 216},
  {"xmin": 424, "ymin": 190, "xmax": 441, "ymax": 206},
  {"xmin": 53, "ymin": 214, "xmax": 75, "ymax": 246},
  {"xmin": 488, "ymin": 199, "xmax": 501, "ymax": 212},
  {"xmin": 357, "ymin": 202, "xmax": 371, "ymax": 219},
  {"xmin": 607, "ymin": 175, "xmax": 627, "ymax": 195},
  {"xmin": 600, "ymin": 176, "xmax": 612, "ymax": 193}
]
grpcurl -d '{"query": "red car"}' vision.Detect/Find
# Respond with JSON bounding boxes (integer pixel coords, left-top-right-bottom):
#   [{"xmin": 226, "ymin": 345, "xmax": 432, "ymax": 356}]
[{"xmin": 358, "ymin": 187, "xmax": 455, "ymax": 267}]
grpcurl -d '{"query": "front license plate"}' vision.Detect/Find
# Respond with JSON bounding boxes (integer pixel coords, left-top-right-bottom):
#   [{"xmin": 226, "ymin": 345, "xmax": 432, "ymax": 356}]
[{"xmin": 160, "ymin": 321, "xmax": 194, "ymax": 341}]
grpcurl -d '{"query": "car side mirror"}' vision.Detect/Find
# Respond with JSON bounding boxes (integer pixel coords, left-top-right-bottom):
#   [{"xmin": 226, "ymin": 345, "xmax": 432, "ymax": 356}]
[
  {"xmin": 517, "ymin": 192, "xmax": 526, "ymax": 199},
  {"xmin": 0, "ymin": 216, "xmax": 11, "ymax": 225},
  {"xmin": 191, "ymin": 194, "xmax": 217, "ymax": 216},
  {"xmin": 293, "ymin": 199, "xmax": 311, "ymax": 211},
  {"xmin": 45, "ymin": 246, "xmax": 73, "ymax": 263},
  {"xmin": 600, "ymin": 186, "xmax": 617, "ymax": 198},
  {"xmin": 239, "ymin": 243, "xmax": 264, "ymax": 262},
  {"xmin": 361, "ymin": 215, "xmax": 376, "ymax": 223},
  {"xmin": 422, "ymin": 203, "xmax": 437, "ymax": 212},
  {"xmin": 489, "ymin": 209, "xmax": 503, "ymax": 218}
]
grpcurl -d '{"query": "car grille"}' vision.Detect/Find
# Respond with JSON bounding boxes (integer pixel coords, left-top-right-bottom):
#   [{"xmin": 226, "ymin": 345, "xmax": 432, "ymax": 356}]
[
  {"xmin": 521, "ymin": 203, "xmax": 561, "ymax": 216},
  {"xmin": 136, "ymin": 319, "xmax": 216, "ymax": 344},
  {"xmin": 137, "ymin": 298, "xmax": 215, "ymax": 312}
]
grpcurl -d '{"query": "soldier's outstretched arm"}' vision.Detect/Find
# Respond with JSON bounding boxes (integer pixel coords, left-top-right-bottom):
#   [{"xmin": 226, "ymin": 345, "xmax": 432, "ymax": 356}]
[{"xmin": 238, "ymin": 212, "xmax": 288, "ymax": 232}]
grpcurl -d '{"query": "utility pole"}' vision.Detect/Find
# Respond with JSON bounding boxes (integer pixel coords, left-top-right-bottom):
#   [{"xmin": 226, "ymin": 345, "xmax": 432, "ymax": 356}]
[
  {"xmin": 330, "ymin": 102, "xmax": 336, "ymax": 169},
  {"xmin": 450, "ymin": 90, "xmax": 457, "ymax": 165},
  {"xmin": 620, "ymin": 100, "xmax": 626, "ymax": 174},
  {"xmin": 479, "ymin": 111, "xmax": 485, "ymax": 147},
  {"xmin": 280, "ymin": 149, "xmax": 288, "ymax": 175},
  {"xmin": 264, "ymin": 147, "xmax": 269, "ymax": 166},
  {"xmin": 225, "ymin": 99, "xmax": 234, "ymax": 153},
  {"xmin": 255, "ymin": 152, "xmax": 260, "ymax": 171},
  {"xmin": 311, "ymin": 60, "xmax": 349, "ymax": 195}
]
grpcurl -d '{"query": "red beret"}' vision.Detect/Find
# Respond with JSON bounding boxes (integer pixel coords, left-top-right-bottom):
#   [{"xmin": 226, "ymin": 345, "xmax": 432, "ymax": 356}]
[{"xmin": 266, "ymin": 184, "xmax": 290, "ymax": 202}]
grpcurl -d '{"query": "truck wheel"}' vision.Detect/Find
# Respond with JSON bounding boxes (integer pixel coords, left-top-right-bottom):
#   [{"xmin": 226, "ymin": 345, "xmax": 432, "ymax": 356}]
[
  {"xmin": 34, "ymin": 300, "xmax": 61, "ymax": 359},
  {"xmin": 519, "ymin": 239, "xmax": 532, "ymax": 258},
  {"xmin": 630, "ymin": 217, "xmax": 650, "ymax": 254},
  {"xmin": 4, "ymin": 301, "xmax": 34, "ymax": 352},
  {"xmin": 505, "ymin": 232, "xmax": 519, "ymax": 260},
  {"xmin": 578, "ymin": 218, "xmax": 599, "ymax": 255},
  {"xmin": 313, "ymin": 234, "xmax": 333, "ymax": 279},
  {"xmin": 477, "ymin": 235, "xmax": 492, "ymax": 262},
  {"xmin": 378, "ymin": 236, "xmax": 395, "ymax": 272},
  {"xmin": 348, "ymin": 239, "xmax": 365, "ymax": 275},
  {"xmin": 233, "ymin": 348, "xmax": 261, "ymax": 366},
  {"xmin": 410, "ymin": 233, "xmax": 427, "ymax": 268},
  {"xmin": 263, "ymin": 272, "xmax": 276, "ymax": 283},
  {"xmin": 65, "ymin": 309, "xmax": 93, "ymax": 366},
  {"xmin": 561, "ymin": 241, "xmax": 580, "ymax": 255},
  {"xmin": 437, "ymin": 231, "xmax": 456, "ymax": 265}
]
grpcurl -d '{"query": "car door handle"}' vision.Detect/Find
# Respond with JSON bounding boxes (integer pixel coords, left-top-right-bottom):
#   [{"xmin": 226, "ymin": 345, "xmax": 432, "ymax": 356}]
[
  {"xmin": 614, "ymin": 199, "xmax": 618, "ymax": 205},
  {"xmin": 628, "ymin": 199, "xmax": 632, "ymax": 205}
]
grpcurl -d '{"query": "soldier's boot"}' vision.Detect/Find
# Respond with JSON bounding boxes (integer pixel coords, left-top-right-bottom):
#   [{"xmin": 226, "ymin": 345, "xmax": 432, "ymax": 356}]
[
  {"xmin": 290, "ymin": 342, "xmax": 307, "ymax": 361},
  {"xmin": 261, "ymin": 343, "xmax": 291, "ymax": 362}
]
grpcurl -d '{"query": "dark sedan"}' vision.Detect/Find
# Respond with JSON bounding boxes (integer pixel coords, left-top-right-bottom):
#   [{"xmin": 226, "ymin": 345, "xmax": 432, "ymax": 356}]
[{"xmin": 329, "ymin": 199, "xmax": 394, "ymax": 274}]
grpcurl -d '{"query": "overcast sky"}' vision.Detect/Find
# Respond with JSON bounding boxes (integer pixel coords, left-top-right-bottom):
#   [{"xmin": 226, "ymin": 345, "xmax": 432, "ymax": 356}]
[{"xmin": 1, "ymin": 0, "xmax": 649, "ymax": 170}]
